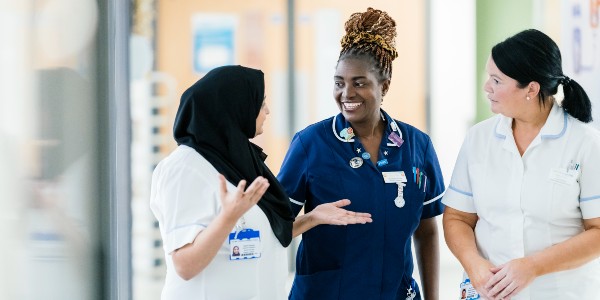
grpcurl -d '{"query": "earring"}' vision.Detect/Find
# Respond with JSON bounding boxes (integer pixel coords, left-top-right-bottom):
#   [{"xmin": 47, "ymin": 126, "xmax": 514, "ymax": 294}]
[{"xmin": 526, "ymin": 96, "xmax": 530, "ymax": 101}]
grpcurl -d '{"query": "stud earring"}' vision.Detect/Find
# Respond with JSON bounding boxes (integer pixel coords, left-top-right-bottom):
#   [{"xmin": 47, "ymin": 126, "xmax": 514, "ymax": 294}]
[{"xmin": 526, "ymin": 96, "xmax": 530, "ymax": 101}]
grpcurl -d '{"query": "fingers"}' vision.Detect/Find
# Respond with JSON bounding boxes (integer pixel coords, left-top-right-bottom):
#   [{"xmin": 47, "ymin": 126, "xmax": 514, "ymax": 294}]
[
  {"xmin": 235, "ymin": 179, "xmax": 247, "ymax": 198},
  {"xmin": 243, "ymin": 176, "xmax": 269, "ymax": 204},
  {"xmin": 497, "ymin": 282, "xmax": 518, "ymax": 299},
  {"xmin": 332, "ymin": 199, "xmax": 351, "ymax": 207},
  {"xmin": 485, "ymin": 268, "xmax": 505, "ymax": 290},
  {"xmin": 487, "ymin": 276, "xmax": 509, "ymax": 298},
  {"xmin": 219, "ymin": 174, "xmax": 228, "ymax": 198}
]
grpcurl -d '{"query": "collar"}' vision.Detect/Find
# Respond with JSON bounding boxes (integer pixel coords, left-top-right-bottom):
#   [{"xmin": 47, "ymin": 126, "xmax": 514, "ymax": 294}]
[
  {"xmin": 331, "ymin": 109, "xmax": 403, "ymax": 147},
  {"xmin": 494, "ymin": 102, "xmax": 568, "ymax": 140}
]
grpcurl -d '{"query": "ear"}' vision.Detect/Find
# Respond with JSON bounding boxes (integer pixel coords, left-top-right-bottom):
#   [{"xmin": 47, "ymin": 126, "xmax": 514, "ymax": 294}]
[
  {"xmin": 526, "ymin": 81, "xmax": 540, "ymax": 99},
  {"xmin": 381, "ymin": 79, "xmax": 391, "ymax": 97}
]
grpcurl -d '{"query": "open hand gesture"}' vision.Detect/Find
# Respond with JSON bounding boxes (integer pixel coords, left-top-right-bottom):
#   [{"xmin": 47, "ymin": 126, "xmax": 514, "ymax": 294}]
[
  {"xmin": 218, "ymin": 174, "xmax": 269, "ymax": 221},
  {"xmin": 311, "ymin": 199, "xmax": 372, "ymax": 225}
]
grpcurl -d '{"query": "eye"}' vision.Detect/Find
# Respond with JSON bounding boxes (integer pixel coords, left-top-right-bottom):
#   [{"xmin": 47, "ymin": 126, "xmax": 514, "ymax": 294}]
[
  {"xmin": 493, "ymin": 79, "xmax": 499, "ymax": 84},
  {"xmin": 334, "ymin": 81, "xmax": 344, "ymax": 88},
  {"xmin": 354, "ymin": 81, "xmax": 366, "ymax": 87}
]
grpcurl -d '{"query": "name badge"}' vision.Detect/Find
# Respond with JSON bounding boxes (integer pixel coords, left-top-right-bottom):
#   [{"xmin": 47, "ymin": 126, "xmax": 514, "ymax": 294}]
[
  {"xmin": 548, "ymin": 168, "xmax": 578, "ymax": 185},
  {"xmin": 459, "ymin": 276, "xmax": 480, "ymax": 300},
  {"xmin": 229, "ymin": 228, "xmax": 261, "ymax": 260},
  {"xmin": 382, "ymin": 171, "xmax": 407, "ymax": 183}
]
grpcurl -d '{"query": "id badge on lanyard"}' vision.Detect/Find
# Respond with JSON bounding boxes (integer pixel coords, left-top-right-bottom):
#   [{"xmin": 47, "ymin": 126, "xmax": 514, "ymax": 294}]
[
  {"xmin": 228, "ymin": 217, "xmax": 261, "ymax": 260},
  {"xmin": 459, "ymin": 275, "xmax": 480, "ymax": 300}
]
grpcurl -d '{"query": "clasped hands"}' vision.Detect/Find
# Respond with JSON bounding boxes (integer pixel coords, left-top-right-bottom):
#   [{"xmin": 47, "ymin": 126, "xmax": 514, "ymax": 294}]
[{"xmin": 471, "ymin": 257, "xmax": 537, "ymax": 300}]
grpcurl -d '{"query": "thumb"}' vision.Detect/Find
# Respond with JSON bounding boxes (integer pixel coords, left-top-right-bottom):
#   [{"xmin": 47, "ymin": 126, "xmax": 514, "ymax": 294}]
[
  {"xmin": 332, "ymin": 199, "xmax": 351, "ymax": 207},
  {"xmin": 489, "ymin": 264, "xmax": 503, "ymax": 273},
  {"xmin": 219, "ymin": 174, "xmax": 227, "ymax": 199}
]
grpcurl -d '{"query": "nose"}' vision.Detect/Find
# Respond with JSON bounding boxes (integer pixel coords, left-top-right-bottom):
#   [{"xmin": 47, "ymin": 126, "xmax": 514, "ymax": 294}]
[
  {"xmin": 341, "ymin": 85, "xmax": 355, "ymax": 99},
  {"xmin": 483, "ymin": 78, "xmax": 492, "ymax": 94}
]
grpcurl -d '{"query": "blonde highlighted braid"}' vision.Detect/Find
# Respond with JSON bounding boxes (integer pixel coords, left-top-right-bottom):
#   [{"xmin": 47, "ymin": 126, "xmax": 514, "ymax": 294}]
[{"xmin": 339, "ymin": 7, "xmax": 398, "ymax": 80}]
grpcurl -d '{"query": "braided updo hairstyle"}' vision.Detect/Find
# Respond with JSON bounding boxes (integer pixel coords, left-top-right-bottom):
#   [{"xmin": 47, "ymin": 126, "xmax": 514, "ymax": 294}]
[{"xmin": 339, "ymin": 7, "xmax": 398, "ymax": 81}]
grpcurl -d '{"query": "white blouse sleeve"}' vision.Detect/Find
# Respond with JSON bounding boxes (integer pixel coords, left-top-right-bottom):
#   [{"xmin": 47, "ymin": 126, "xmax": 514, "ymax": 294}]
[
  {"xmin": 151, "ymin": 161, "xmax": 220, "ymax": 254},
  {"xmin": 442, "ymin": 131, "xmax": 477, "ymax": 213},
  {"xmin": 579, "ymin": 131, "xmax": 600, "ymax": 219}
]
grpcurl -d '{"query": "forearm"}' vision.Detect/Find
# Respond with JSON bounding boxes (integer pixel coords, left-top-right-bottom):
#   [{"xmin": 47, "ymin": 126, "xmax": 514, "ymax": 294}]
[
  {"xmin": 443, "ymin": 216, "xmax": 486, "ymax": 273},
  {"xmin": 292, "ymin": 212, "xmax": 316, "ymax": 238},
  {"xmin": 414, "ymin": 218, "xmax": 440, "ymax": 300},
  {"xmin": 172, "ymin": 212, "xmax": 238, "ymax": 280},
  {"xmin": 528, "ymin": 227, "xmax": 600, "ymax": 277}
]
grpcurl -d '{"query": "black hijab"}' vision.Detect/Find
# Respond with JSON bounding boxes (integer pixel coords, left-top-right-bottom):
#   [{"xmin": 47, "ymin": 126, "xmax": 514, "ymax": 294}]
[{"xmin": 173, "ymin": 65, "xmax": 294, "ymax": 247}]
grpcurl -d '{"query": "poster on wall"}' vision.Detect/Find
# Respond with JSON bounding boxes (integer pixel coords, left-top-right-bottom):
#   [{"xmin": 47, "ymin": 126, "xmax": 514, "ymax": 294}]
[
  {"xmin": 561, "ymin": 0, "xmax": 600, "ymax": 129},
  {"xmin": 192, "ymin": 14, "xmax": 237, "ymax": 74}
]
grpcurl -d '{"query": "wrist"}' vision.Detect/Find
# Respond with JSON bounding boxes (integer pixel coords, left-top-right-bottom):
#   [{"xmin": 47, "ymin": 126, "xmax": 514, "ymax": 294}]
[
  {"xmin": 524, "ymin": 255, "xmax": 543, "ymax": 277},
  {"xmin": 216, "ymin": 210, "xmax": 241, "ymax": 228}
]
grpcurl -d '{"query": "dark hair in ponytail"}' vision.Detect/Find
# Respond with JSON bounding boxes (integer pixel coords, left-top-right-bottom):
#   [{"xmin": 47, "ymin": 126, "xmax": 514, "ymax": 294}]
[{"xmin": 491, "ymin": 29, "xmax": 592, "ymax": 123}]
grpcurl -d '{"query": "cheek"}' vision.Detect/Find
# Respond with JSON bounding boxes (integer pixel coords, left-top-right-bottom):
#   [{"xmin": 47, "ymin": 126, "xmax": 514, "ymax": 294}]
[{"xmin": 333, "ymin": 88, "xmax": 341, "ymax": 100}]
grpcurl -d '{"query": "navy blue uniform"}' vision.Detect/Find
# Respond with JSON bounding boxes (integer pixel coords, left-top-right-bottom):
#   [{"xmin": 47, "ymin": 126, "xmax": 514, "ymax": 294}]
[{"xmin": 278, "ymin": 110, "xmax": 445, "ymax": 300}]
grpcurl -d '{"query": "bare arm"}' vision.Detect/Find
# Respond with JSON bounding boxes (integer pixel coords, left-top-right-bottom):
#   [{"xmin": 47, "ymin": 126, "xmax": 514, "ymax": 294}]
[
  {"xmin": 443, "ymin": 206, "xmax": 494, "ymax": 297},
  {"xmin": 292, "ymin": 199, "xmax": 372, "ymax": 238},
  {"xmin": 413, "ymin": 217, "xmax": 439, "ymax": 300},
  {"xmin": 171, "ymin": 175, "xmax": 269, "ymax": 280},
  {"xmin": 486, "ymin": 217, "xmax": 600, "ymax": 299}
]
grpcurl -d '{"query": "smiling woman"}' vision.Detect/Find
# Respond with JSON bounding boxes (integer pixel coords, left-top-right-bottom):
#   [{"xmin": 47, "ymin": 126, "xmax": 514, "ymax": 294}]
[{"xmin": 278, "ymin": 7, "xmax": 445, "ymax": 300}]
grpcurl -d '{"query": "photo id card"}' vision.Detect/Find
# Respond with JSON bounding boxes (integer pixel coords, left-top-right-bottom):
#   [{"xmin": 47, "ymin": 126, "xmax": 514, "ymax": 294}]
[
  {"xmin": 229, "ymin": 228, "xmax": 261, "ymax": 260},
  {"xmin": 459, "ymin": 277, "xmax": 480, "ymax": 300}
]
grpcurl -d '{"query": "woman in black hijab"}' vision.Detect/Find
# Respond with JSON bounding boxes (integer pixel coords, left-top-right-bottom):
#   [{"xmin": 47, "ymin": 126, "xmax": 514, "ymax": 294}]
[{"xmin": 151, "ymin": 65, "xmax": 371, "ymax": 300}]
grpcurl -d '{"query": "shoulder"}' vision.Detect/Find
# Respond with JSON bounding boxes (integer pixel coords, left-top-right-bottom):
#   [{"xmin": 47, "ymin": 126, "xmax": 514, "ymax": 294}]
[
  {"xmin": 470, "ymin": 115, "xmax": 499, "ymax": 133},
  {"xmin": 293, "ymin": 117, "xmax": 335, "ymax": 143},
  {"xmin": 568, "ymin": 115, "xmax": 600, "ymax": 138},
  {"xmin": 392, "ymin": 119, "xmax": 435, "ymax": 153},
  {"xmin": 153, "ymin": 145, "xmax": 218, "ymax": 182},
  {"xmin": 567, "ymin": 116, "xmax": 600, "ymax": 151},
  {"xmin": 461, "ymin": 114, "xmax": 501, "ymax": 144}
]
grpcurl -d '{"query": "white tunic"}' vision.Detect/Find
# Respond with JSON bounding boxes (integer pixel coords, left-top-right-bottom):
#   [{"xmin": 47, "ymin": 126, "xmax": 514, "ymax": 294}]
[
  {"xmin": 442, "ymin": 103, "xmax": 600, "ymax": 299},
  {"xmin": 150, "ymin": 145, "xmax": 288, "ymax": 300}
]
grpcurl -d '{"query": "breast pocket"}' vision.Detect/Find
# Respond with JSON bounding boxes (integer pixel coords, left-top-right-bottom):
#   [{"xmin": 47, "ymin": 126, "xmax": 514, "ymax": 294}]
[{"xmin": 550, "ymin": 179, "xmax": 581, "ymax": 221}]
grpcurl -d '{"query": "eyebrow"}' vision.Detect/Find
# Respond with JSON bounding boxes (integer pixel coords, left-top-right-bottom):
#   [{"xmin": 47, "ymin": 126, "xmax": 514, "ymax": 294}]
[{"xmin": 334, "ymin": 75, "xmax": 368, "ymax": 80}]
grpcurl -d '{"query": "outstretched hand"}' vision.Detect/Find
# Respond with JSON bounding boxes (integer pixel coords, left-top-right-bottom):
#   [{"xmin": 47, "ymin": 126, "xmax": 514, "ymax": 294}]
[
  {"xmin": 218, "ymin": 174, "xmax": 269, "ymax": 221},
  {"xmin": 311, "ymin": 199, "xmax": 372, "ymax": 226}
]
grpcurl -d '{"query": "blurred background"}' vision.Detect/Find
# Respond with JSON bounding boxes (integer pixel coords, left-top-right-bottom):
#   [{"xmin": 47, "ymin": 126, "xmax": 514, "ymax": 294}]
[{"xmin": 1, "ymin": 0, "xmax": 599, "ymax": 299}]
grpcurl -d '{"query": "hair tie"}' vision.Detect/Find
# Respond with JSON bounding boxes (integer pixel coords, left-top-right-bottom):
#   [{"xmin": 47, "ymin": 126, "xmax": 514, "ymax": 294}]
[{"xmin": 561, "ymin": 75, "xmax": 571, "ymax": 86}]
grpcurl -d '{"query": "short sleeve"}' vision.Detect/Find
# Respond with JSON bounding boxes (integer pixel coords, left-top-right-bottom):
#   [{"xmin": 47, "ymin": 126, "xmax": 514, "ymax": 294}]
[
  {"xmin": 421, "ymin": 136, "xmax": 445, "ymax": 219},
  {"xmin": 441, "ymin": 132, "xmax": 477, "ymax": 213},
  {"xmin": 277, "ymin": 132, "xmax": 308, "ymax": 216},
  {"xmin": 579, "ymin": 132, "xmax": 600, "ymax": 219},
  {"xmin": 150, "ymin": 162, "xmax": 219, "ymax": 254}
]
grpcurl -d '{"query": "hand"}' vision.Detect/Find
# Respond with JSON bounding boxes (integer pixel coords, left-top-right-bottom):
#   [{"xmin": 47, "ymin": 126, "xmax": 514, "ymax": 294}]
[
  {"xmin": 309, "ymin": 199, "xmax": 372, "ymax": 226},
  {"xmin": 465, "ymin": 258, "xmax": 496, "ymax": 299},
  {"xmin": 485, "ymin": 258, "xmax": 537, "ymax": 300},
  {"xmin": 218, "ymin": 174, "xmax": 269, "ymax": 221}
]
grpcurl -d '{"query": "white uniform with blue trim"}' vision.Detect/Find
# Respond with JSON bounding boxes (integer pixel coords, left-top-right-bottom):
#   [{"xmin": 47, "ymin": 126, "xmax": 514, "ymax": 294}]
[
  {"xmin": 150, "ymin": 145, "xmax": 288, "ymax": 300},
  {"xmin": 442, "ymin": 103, "xmax": 600, "ymax": 299},
  {"xmin": 278, "ymin": 110, "xmax": 445, "ymax": 300}
]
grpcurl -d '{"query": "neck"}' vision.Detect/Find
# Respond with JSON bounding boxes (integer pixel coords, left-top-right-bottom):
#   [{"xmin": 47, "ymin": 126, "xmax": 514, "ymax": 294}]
[
  {"xmin": 512, "ymin": 100, "xmax": 553, "ymax": 132},
  {"xmin": 352, "ymin": 117, "xmax": 385, "ymax": 140}
]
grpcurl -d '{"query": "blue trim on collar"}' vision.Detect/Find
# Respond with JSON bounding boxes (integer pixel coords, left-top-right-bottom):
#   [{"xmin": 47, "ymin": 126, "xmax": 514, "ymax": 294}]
[
  {"xmin": 541, "ymin": 111, "xmax": 568, "ymax": 139},
  {"xmin": 331, "ymin": 110, "xmax": 402, "ymax": 146}
]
